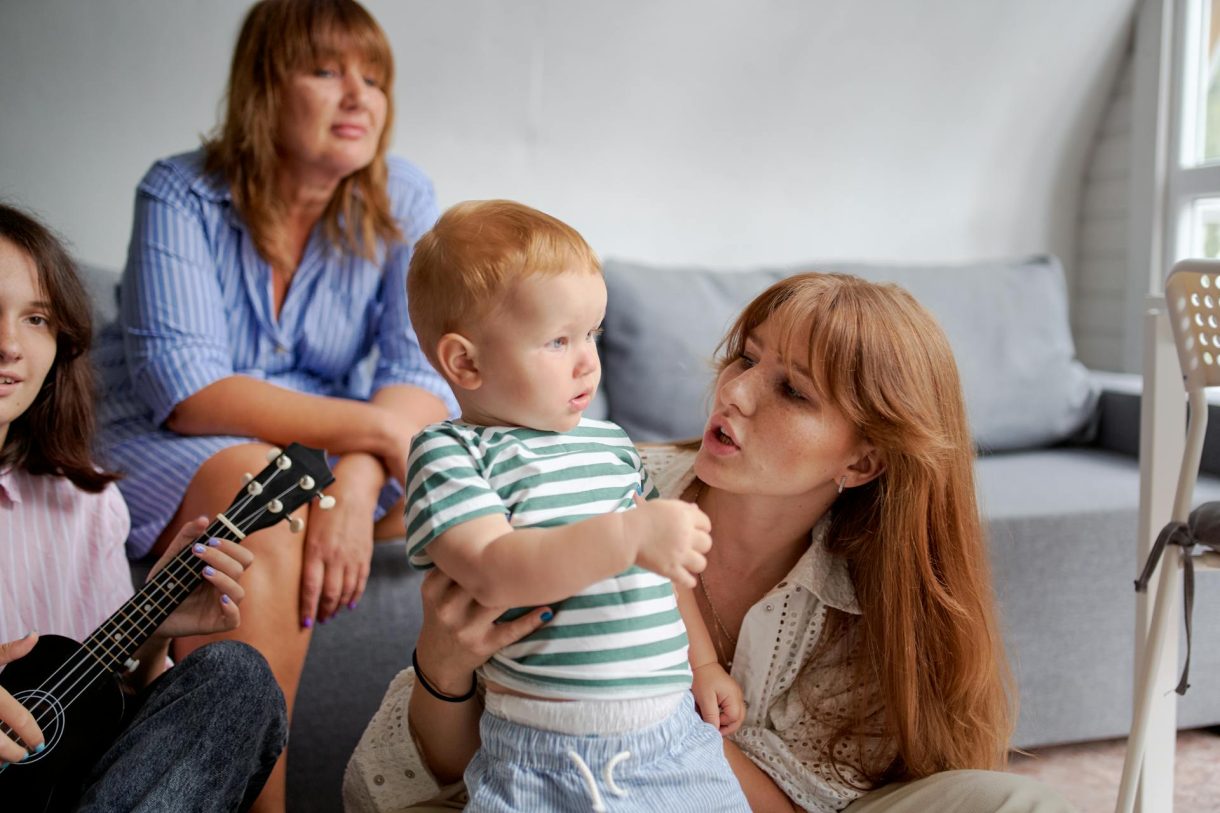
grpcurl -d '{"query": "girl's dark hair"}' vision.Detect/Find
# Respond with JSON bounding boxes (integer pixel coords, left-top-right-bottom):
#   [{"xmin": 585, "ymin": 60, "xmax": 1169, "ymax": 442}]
[{"xmin": 0, "ymin": 204, "xmax": 118, "ymax": 491}]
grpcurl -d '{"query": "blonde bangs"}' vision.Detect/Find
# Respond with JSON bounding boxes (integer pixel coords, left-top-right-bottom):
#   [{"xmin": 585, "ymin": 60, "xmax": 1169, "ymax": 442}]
[
  {"xmin": 205, "ymin": 0, "xmax": 401, "ymax": 271},
  {"xmin": 272, "ymin": 1, "xmax": 394, "ymax": 88}
]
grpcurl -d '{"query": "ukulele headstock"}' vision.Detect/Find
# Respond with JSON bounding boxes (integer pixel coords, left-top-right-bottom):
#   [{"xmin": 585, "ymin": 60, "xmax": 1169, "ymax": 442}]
[{"xmin": 222, "ymin": 443, "xmax": 335, "ymax": 538}]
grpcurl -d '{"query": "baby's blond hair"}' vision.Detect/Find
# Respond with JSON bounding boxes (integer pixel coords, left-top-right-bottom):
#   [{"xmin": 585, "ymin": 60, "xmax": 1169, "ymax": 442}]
[{"xmin": 408, "ymin": 200, "xmax": 600, "ymax": 366}]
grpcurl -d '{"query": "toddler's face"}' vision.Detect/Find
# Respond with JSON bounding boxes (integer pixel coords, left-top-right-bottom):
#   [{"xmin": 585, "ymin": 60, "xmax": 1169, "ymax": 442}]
[{"xmin": 462, "ymin": 270, "xmax": 606, "ymax": 432}]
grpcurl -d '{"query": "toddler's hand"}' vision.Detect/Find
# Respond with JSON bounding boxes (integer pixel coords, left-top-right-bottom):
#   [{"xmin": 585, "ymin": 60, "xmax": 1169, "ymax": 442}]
[
  {"xmin": 692, "ymin": 662, "xmax": 744, "ymax": 735},
  {"xmin": 626, "ymin": 493, "xmax": 711, "ymax": 588}
]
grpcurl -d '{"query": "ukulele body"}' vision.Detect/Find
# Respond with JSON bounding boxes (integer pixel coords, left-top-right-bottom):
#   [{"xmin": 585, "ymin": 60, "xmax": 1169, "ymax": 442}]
[{"xmin": 0, "ymin": 633, "xmax": 125, "ymax": 812}]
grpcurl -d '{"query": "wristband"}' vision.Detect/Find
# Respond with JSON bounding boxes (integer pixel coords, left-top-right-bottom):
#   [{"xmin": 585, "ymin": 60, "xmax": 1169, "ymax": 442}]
[{"xmin": 412, "ymin": 648, "xmax": 477, "ymax": 703}]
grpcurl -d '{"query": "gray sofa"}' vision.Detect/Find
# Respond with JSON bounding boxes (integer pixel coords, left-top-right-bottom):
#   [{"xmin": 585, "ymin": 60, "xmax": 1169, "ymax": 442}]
[{"xmin": 85, "ymin": 256, "xmax": 1220, "ymax": 811}]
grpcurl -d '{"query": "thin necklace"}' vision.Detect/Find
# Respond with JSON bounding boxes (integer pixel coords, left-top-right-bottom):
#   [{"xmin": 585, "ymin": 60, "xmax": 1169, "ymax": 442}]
[{"xmin": 692, "ymin": 479, "xmax": 737, "ymax": 668}]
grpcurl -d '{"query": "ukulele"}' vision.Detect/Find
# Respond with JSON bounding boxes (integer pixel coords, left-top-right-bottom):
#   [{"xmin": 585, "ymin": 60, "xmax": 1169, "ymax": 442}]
[{"xmin": 0, "ymin": 443, "xmax": 335, "ymax": 812}]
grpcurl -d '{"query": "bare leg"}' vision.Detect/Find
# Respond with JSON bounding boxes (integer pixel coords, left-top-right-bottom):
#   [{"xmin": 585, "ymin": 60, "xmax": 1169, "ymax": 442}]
[{"xmin": 154, "ymin": 443, "xmax": 309, "ymax": 813}]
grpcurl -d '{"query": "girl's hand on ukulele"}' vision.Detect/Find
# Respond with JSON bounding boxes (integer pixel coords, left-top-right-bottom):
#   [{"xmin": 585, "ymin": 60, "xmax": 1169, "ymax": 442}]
[
  {"xmin": 0, "ymin": 633, "xmax": 44, "ymax": 763},
  {"xmin": 148, "ymin": 517, "xmax": 252, "ymax": 641}
]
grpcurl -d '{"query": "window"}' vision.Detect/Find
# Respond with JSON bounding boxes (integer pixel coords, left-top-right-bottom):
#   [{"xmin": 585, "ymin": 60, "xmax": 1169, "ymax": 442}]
[{"xmin": 1169, "ymin": 1, "xmax": 1220, "ymax": 262}]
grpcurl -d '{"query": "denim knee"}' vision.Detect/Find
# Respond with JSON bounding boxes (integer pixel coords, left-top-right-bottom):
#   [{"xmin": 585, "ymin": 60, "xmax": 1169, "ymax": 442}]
[{"xmin": 178, "ymin": 641, "xmax": 287, "ymax": 728}]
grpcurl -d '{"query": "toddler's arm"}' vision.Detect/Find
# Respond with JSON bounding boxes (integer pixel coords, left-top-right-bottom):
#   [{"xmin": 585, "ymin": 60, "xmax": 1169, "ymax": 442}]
[
  {"xmin": 677, "ymin": 584, "xmax": 744, "ymax": 735},
  {"xmin": 428, "ymin": 497, "xmax": 711, "ymax": 608}
]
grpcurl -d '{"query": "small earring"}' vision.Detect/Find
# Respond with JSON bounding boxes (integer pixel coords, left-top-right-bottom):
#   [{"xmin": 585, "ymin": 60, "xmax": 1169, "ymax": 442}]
[{"xmin": 837, "ymin": 476, "xmax": 846, "ymax": 495}]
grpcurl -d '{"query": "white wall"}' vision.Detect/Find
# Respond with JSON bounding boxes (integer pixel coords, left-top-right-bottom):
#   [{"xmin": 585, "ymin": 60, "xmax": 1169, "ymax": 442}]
[{"xmin": 0, "ymin": 0, "xmax": 1134, "ymax": 280}]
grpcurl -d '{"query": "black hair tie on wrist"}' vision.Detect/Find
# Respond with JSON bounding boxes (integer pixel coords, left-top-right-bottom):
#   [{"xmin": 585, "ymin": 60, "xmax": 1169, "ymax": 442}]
[{"xmin": 412, "ymin": 648, "xmax": 478, "ymax": 703}]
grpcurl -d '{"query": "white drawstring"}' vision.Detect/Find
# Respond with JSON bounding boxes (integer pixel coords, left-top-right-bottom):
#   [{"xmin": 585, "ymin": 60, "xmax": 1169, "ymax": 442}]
[
  {"xmin": 567, "ymin": 751, "xmax": 606, "ymax": 812},
  {"xmin": 566, "ymin": 749, "xmax": 632, "ymax": 811},
  {"xmin": 603, "ymin": 751, "xmax": 632, "ymax": 797}
]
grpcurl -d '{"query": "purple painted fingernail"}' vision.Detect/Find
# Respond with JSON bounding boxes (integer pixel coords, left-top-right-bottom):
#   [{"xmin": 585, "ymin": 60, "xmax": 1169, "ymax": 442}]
[
  {"xmin": 348, "ymin": 601, "xmax": 358, "ymax": 611},
  {"xmin": 302, "ymin": 617, "xmax": 313, "ymax": 629},
  {"xmin": 203, "ymin": 565, "xmax": 216, "ymax": 577},
  {"xmin": 192, "ymin": 543, "xmax": 205, "ymax": 555},
  {"xmin": 221, "ymin": 594, "xmax": 231, "ymax": 605},
  {"xmin": 208, "ymin": 537, "xmax": 222, "ymax": 547}
]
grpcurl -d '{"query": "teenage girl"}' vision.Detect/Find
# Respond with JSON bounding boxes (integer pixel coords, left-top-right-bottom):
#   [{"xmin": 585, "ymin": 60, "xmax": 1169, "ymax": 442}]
[{"xmin": 0, "ymin": 203, "xmax": 286, "ymax": 811}]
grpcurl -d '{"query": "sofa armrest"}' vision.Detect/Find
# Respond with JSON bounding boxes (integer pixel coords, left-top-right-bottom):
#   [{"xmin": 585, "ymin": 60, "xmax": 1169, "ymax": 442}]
[
  {"xmin": 1088, "ymin": 370, "xmax": 1142, "ymax": 459},
  {"xmin": 1086, "ymin": 369, "xmax": 1220, "ymax": 477}
]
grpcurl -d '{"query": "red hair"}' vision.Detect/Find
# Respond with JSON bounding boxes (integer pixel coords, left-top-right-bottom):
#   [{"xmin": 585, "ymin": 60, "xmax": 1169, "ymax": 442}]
[{"xmin": 716, "ymin": 272, "xmax": 1014, "ymax": 782}]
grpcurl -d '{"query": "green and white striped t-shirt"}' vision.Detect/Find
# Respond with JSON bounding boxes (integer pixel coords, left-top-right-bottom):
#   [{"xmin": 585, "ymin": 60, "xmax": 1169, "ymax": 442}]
[{"xmin": 405, "ymin": 418, "xmax": 692, "ymax": 699}]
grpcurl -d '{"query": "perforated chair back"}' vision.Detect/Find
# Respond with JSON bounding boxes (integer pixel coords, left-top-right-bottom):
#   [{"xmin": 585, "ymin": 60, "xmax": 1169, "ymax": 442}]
[{"xmin": 1165, "ymin": 260, "xmax": 1220, "ymax": 390}]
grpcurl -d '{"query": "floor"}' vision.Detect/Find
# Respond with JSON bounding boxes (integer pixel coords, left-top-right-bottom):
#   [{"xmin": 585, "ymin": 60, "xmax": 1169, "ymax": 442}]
[{"xmin": 1008, "ymin": 728, "xmax": 1220, "ymax": 812}]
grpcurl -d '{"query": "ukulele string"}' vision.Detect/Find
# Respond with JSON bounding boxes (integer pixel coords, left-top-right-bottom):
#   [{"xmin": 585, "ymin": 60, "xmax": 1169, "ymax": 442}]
[{"xmin": 14, "ymin": 469, "xmax": 306, "ymax": 740}]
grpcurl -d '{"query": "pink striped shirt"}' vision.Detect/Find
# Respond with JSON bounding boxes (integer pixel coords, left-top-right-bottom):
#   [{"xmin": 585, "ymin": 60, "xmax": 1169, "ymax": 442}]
[{"xmin": 0, "ymin": 468, "xmax": 133, "ymax": 646}]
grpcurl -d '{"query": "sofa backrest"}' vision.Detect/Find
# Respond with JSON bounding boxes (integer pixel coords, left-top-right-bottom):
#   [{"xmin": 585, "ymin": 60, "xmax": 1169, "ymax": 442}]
[{"xmin": 595, "ymin": 255, "xmax": 1099, "ymax": 453}]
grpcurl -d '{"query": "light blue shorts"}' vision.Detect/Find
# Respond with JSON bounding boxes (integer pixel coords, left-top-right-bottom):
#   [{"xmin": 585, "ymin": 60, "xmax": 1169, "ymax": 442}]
[{"xmin": 464, "ymin": 693, "xmax": 750, "ymax": 812}]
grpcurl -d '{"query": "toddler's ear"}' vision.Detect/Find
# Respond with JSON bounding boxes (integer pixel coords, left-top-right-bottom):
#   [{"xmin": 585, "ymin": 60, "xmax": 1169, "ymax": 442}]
[{"xmin": 436, "ymin": 333, "xmax": 481, "ymax": 390}]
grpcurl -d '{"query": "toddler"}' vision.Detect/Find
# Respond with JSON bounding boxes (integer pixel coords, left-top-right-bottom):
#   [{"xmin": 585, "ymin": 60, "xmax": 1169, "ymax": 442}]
[{"xmin": 404, "ymin": 200, "xmax": 749, "ymax": 811}]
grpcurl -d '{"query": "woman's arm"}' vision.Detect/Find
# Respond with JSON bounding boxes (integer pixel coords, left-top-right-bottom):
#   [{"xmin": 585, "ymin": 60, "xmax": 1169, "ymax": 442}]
[
  {"xmin": 406, "ymin": 570, "xmax": 552, "ymax": 782},
  {"xmin": 724, "ymin": 739, "xmax": 801, "ymax": 813},
  {"xmin": 167, "ymin": 377, "xmax": 404, "ymax": 460}
]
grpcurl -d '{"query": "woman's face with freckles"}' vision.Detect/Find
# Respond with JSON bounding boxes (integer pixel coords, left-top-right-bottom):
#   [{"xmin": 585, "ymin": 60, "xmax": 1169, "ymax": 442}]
[{"xmin": 694, "ymin": 316, "xmax": 871, "ymax": 501}]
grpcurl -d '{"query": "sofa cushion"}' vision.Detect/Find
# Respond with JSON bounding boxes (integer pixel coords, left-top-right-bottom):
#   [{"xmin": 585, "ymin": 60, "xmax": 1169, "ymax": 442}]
[
  {"xmin": 76, "ymin": 262, "xmax": 121, "ymax": 335},
  {"xmin": 598, "ymin": 256, "xmax": 1098, "ymax": 452}
]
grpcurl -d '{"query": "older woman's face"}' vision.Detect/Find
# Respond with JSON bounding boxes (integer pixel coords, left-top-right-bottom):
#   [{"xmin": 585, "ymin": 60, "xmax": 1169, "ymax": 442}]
[
  {"xmin": 277, "ymin": 52, "xmax": 387, "ymax": 182},
  {"xmin": 694, "ymin": 317, "xmax": 870, "ymax": 501}
]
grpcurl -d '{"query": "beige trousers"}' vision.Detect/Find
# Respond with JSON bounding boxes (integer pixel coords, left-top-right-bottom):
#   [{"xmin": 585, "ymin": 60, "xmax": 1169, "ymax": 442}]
[
  {"xmin": 403, "ymin": 769, "xmax": 1077, "ymax": 812},
  {"xmin": 844, "ymin": 770, "xmax": 1078, "ymax": 813}
]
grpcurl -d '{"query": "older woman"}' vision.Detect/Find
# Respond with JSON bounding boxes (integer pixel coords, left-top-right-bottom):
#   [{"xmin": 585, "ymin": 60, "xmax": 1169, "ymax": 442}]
[
  {"xmin": 93, "ymin": 1, "xmax": 452, "ymax": 809},
  {"xmin": 345, "ymin": 274, "xmax": 1075, "ymax": 813}
]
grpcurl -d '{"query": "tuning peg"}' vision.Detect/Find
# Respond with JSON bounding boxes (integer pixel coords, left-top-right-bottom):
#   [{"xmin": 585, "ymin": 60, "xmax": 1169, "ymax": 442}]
[
  {"xmin": 318, "ymin": 494, "xmax": 336, "ymax": 510},
  {"xmin": 247, "ymin": 481, "xmax": 264, "ymax": 496},
  {"xmin": 242, "ymin": 472, "xmax": 254, "ymax": 484},
  {"xmin": 288, "ymin": 516, "xmax": 305, "ymax": 533},
  {"xmin": 267, "ymin": 499, "xmax": 284, "ymax": 513},
  {"xmin": 276, "ymin": 455, "xmax": 292, "ymax": 471},
  {"xmin": 299, "ymin": 475, "xmax": 315, "ymax": 490},
  {"xmin": 265, "ymin": 447, "xmax": 283, "ymax": 462}
]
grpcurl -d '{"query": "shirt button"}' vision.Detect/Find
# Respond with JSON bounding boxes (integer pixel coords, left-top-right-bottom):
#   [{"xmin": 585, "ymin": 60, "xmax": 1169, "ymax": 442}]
[
  {"xmin": 405, "ymin": 770, "xmax": 416, "ymax": 779},
  {"xmin": 374, "ymin": 775, "xmax": 385, "ymax": 786},
  {"xmin": 765, "ymin": 603, "xmax": 774, "ymax": 612}
]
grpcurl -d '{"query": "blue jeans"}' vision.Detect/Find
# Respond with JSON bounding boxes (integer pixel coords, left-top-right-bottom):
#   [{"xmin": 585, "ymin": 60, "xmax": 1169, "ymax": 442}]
[{"xmin": 75, "ymin": 641, "xmax": 288, "ymax": 812}]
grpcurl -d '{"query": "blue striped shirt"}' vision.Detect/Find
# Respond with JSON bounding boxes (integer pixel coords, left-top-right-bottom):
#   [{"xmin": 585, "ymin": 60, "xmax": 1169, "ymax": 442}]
[{"xmin": 94, "ymin": 149, "xmax": 456, "ymax": 557}]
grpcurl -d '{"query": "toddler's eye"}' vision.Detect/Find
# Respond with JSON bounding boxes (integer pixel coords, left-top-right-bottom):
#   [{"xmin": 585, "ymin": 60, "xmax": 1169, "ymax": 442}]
[
  {"xmin": 547, "ymin": 337, "xmax": 569, "ymax": 350},
  {"xmin": 739, "ymin": 353, "xmax": 757, "ymax": 368},
  {"xmin": 313, "ymin": 67, "xmax": 338, "ymax": 78},
  {"xmin": 25, "ymin": 314, "xmax": 50, "ymax": 328},
  {"xmin": 587, "ymin": 327, "xmax": 604, "ymax": 342}
]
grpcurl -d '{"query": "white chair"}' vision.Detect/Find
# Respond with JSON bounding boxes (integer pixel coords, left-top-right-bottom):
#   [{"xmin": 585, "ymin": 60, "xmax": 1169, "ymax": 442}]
[{"xmin": 1117, "ymin": 260, "xmax": 1220, "ymax": 813}]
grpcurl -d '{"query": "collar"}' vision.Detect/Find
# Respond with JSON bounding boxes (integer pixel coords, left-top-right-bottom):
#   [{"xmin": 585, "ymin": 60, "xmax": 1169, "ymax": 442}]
[
  {"xmin": 787, "ymin": 515, "xmax": 860, "ymax": 615},
  {"xmin": 0, "ymin": 467, "xmax": 25, "ymax": 505},
  {"xmin": 673, "ymin": 464, "xmax": 860, "ymax": 615},
  {"xmin": 179, "ymin": 150, "xmax": 232, "ymax": 203}
]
